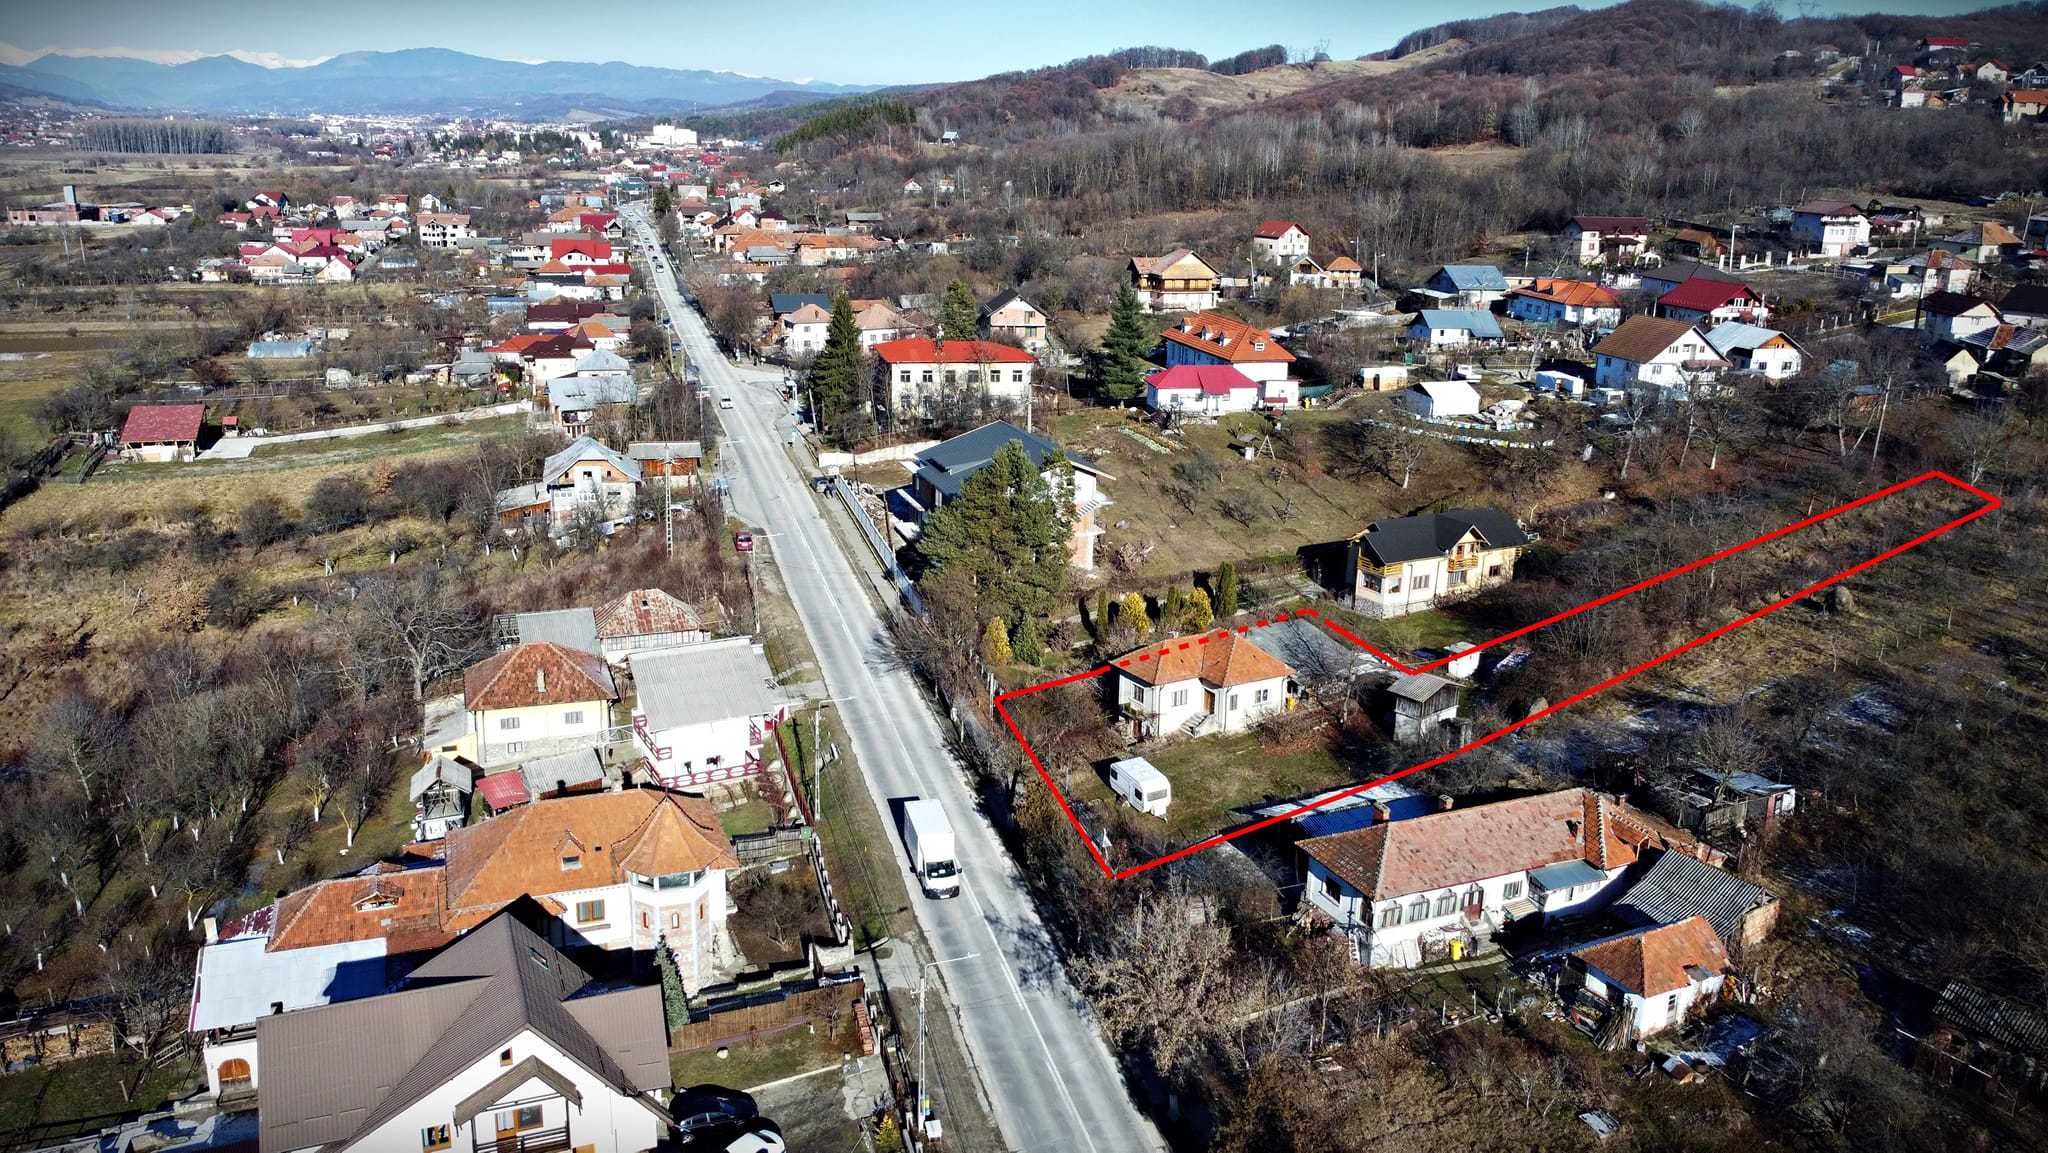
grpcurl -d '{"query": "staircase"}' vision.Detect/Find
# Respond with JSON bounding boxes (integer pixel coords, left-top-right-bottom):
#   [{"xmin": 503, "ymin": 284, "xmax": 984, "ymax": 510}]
[{"xmin": 1179, "ymin": 713, "xmax": 1211, "ymax": 739}]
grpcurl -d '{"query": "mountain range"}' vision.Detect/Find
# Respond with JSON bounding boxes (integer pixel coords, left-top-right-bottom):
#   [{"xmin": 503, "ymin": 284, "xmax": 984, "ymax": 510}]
[{"xmin": 0, "ymin": 47, "xmax": 877, "ymax": 119}]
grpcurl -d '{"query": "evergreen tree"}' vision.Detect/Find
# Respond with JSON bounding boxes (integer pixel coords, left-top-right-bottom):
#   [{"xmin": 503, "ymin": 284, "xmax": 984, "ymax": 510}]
[
  {"xmin": 982, "ymin": 617, "xmax": 1013, "ymax": 665},
  {"xmin": 1214, "ymin": 561, "xmax": 1240, "ymax": 618},
  {"xmin": 651, "ymin": 183, "xmax": 673, "ymax": 217},
  {"xmin": 1013, "ymin": 616, "xmax": 1045, "ymax": 665},
  {"xmin": 1117, "ymin": 592, "xmax": 1151, "ymax": 638},
  {"xmin": 1092, "ymin": 588, "xmax": 1112, "ymax": 640},
  {"xmin": 940, "ymin": 280, "xmax": 980, "ymax": 343},
  {"xmin": 1161, "ymin": 585, "xmax": 1186, "ymax": 628},
  {"xmin": 917, "ymin": 442, "xmax": 1074, "ymax": 631},
  {"xmin": 807, "ymin": 293, "xmax": 866, "ymax": 430},
  {"xmin": 657, "ymin": 939, "xmax": 687, "ymax": 1029},
  {"xmin": 1099, "ymin": 282, "xmax": 1153, "ymax": 403}
]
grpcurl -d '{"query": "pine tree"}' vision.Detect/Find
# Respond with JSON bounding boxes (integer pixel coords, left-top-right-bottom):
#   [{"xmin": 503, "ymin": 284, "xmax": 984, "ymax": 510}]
[
  {"xmin": 940, "ymin": 280, "xmax": 980, "ymax": 344},
  {"xmin": 917, "ymin": 442, "xmax": 1075, "ymax": 632},
  {"xmin": 1118, "ymin": 591, "xmax": 1151, "ymax": 637},
  {"xmin": 807, "ymin": 292, "xmax": 866, "ymax": 430},
  {"xmin": 1092, "ymin": 588, "xmax": 1112, "ymax": 640},
  {"xmin": 1012, "ymin": 616, "xmax": 1045, "ymax": 665},
  {"xmin": 1161, "ymin": 585, "xmax": 1186, "ymax": 628},
  {"xmin": 1099, "ymin": 282, "xmax": 1154, "ymax": 403},
  {"xmin": 1182, "ymin": 586, "xmax": 1214, "ymax": 632},
  {"xmin": 651, "ymin": 183, "xmax": 673, "ymax": 217},
  {"xmin": 1214, "ymin": 561, "xmax": 1240, "ymax": 618},
  {"xmin": 982, "ymin": 617, "xmax": 1013, "ymax": 665}
]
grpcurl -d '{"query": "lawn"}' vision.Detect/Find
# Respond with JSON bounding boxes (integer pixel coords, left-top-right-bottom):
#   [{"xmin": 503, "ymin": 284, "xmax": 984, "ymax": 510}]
[
  {"xmin": 1313, "ymin": 602, "xmax": 1481, "ymax": 662},
  {"xmin": 1065, "ymin": 723, "xmax": 1362, "ymax": 843},
  {"xmin": 668, "ymin": 1024, "xmax": 861, "ymax": 1093},
  {"xmin": 719, "ymin": 798, "xmax": 777, "ymax": 837},
  {"xmin": 0, "ymin": 1053, "xmax": 201, "ymax": 1149}
]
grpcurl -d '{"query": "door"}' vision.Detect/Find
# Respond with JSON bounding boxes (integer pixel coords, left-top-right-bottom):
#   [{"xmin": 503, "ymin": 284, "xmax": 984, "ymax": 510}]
[
  {"xmin": 216, "ymin": 1057, "xmax": 251, "ymax": 1092},
  {"xmin": 1202, "ymin": 688, "xmax": 1216, "ymax": 715}
]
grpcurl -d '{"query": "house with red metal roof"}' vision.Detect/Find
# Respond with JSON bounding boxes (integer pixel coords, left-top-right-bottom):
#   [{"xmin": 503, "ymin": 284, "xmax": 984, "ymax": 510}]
[
  {"xmin": 1158, "ymin": 311, "xmax": 1299, "ymax": 405},
  {"xmin": 872, "ymin": 338, "xmax": 1036, "ymax": 426},
  {"xmin": 120, "ymin": 403, "xmax": 205, "ymax": 462},
  {"xmin": 1251, "ymin": 219, "xmax": 1311, "ymax": 263},
  {"xmin": 1143, "ymin": 364, "xmax": 1263, "ymax": 414},
  {"xmin": 548, "ymin": 236, "xmax": 614, "ymax": 266},
  {"xmin": 1656, "ymin": 277, "xmax": 1769, "ymax": 325}
]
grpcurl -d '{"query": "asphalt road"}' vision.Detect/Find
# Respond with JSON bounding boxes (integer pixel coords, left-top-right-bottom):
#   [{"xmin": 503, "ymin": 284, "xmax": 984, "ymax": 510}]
[{"xmin": 622, "ymin": 206, "xmax": 1165, "ymax": 1153}]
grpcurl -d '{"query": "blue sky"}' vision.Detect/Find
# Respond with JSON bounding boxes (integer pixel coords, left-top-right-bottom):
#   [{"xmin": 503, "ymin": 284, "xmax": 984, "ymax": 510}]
[{"xmin": 0, "ymin": 0, "xmax": 2009, "ymax": 85}]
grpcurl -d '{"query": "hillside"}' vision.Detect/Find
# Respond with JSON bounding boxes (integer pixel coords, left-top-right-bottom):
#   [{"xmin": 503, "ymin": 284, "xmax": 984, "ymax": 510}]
[{"xmin": 1102, "ymin": 45, "xmax": 1464, "ymax": 118}]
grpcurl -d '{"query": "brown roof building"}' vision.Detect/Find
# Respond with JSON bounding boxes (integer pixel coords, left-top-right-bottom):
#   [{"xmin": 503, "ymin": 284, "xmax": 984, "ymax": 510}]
[
  {"xmin": 1114, "ymin": 630, "xmax": 1294, "ymax": 688},
  {"xmin": 1573, "ymin": 914, "xmax": 1731, "ymax": 999},
  {"xmin": 463, "ymin": 641, "xmax": 617, "ymax": 712}
]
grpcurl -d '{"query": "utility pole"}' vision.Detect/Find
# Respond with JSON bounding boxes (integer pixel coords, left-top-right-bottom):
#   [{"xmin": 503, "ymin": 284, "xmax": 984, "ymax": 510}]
[{"xmin": 916, "ymin": 953, "xmax": 980, "ymax": 1145}]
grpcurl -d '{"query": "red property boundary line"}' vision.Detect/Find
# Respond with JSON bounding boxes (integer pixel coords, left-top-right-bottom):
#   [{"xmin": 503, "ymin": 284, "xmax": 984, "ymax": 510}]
[{"xmin": 993, "ymin": 470, "xmax": 2000, "ymax": 882}]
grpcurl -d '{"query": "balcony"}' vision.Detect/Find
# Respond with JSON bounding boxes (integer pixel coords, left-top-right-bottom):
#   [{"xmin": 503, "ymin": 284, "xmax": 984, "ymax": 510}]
[
  {"xmin": 1446, "ymin": 553, "xmax": 1478, "ymax": 572},
  {"xmin": 477, "ymin": 1126, "xmax": 570, "ymax": 1153}
]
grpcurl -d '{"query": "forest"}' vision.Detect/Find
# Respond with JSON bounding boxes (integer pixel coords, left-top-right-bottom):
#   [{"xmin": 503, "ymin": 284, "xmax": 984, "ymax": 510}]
[{"xmin": 74, "ymin": 120, "xmax": 233, "ymax": 156}]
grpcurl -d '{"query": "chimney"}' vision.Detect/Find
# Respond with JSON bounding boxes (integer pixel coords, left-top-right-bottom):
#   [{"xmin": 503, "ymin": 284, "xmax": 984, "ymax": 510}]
[
  {"xmin": 61, "ymin": 184, "xmax": 76, "ymax": 206},
  {"xmin": 202, "ymin": 915, "xmax": 219, "ymax": 944},
  {"xmin": 536, "ymin": 667, "xmax": 547, "ymax": 694},
  {"xmin": 270, "ymin": 1001, "xmax": 285, "ymax": 1015},
  {"xmin": 1371, "ymin": 801, "xmax": 1391, "ymax": 822},
  {"xmin": 1438, "ymin": 794, "xmax": 1454, "ymax": 812}
]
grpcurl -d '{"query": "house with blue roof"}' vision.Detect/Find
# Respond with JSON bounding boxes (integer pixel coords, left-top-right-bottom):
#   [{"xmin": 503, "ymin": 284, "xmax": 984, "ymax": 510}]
[
  {"xmin": 1406, "ymin": 309, "xmax": 1504, "ymax": 349},
  {"xmin": 1423, "ymin": 264, "xmax": 1511, "ymax": 307},
  {"xmin": 902, "ymin": 421, "xmax": 1112, "ymax": 570}
]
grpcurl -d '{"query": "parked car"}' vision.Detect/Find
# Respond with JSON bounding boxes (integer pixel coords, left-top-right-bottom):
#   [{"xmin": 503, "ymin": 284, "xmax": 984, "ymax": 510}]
[
  {"xmin": 673, "ymin": 1086, "xmax": 758, "ymax": 1142},
  {"xmin": 733, "ymin": 530, "xmax": 755, "ymax": 552}
]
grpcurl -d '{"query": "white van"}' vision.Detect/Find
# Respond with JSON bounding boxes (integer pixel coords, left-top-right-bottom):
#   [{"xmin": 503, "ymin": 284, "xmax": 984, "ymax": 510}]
[{"xmin": 1108, "ymin": 757, "xmax": 1171, "ymax": 819}]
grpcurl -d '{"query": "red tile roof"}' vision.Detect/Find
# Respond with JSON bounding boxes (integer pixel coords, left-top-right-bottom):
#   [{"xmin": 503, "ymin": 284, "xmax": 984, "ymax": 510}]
[
  {"xmin": 1572, "ymin": 215, "xmax": 1649, "ymax": 234},
  {"xmin": 461, "ymin": 642, "xmax": 617, "ymax": 712},
  {"xmin": 872, "ymin": 338, "xmax": 1036, "ymax": 365},
  {"xmin": 120, "ymin": 403, "xmax": 204, "ymax": 445},
  {"xmin": 1658, "ymin": 277, "xmax": 1760, "ymax": 313},
  {"xmin": 1115, "ymin": 631, "xmax": 1293, "ymax": 688},
  {"xmin": 1573, "ymin": 915, "xmax": 1730, "ymax": 996},
  {"xmin": 1145, "ymin": 364, "xmax": 1258, "ymax": 396},
  {"xmin": 1159, "ymin": 311, "xmax": 1296, "ymax": 365},
  {"xmin": 267, "ymin": 868, "xmax": 453, "ymax": 955},
  {"xmin": 1254, "ymin": 219, "xmax": 1304, "ymax": 240},
  {"xmin": 1511, "ymin": 278, "xmax": 1621, "ymax": 308}
]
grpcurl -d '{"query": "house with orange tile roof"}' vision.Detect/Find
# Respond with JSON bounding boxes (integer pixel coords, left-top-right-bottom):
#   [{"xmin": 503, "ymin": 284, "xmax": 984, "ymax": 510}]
[
  {"xmin": 1158, "ymin": 311, "xmax": 1301, "ymax": 407},
  {"xmin": 1113, "ymin": 631, "xmax": 1295, "ymax": 739},
  {"xmin": 1568, "ymin": 915, "xmax": 1730, "ymax": 1037},
  {"xmin": 459, "ymin": 641, "xmax": 620, "ymax": 768},
  {"xmin": 1505, "ymin": 278, "xmax": 1623, "ymax": 328},
  {"xmin": 1299, "ymin": 787, "xmax": 1702, "ymax": 967}
]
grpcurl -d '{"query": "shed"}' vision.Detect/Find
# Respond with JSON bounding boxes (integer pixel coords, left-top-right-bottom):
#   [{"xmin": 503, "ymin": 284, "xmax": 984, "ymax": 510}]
[
  {"xmin": 1387, "ymin": 672, "xmax": 1459, "ymax": 740},
  {"xmin": 1395, "ymin": 379, "xmax": 1482, "ymax": 418}
]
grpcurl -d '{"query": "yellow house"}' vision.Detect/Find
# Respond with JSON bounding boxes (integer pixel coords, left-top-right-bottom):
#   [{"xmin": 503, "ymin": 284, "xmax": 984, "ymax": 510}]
[
  {"xmin": 459, "ymin": 642, "xmax": 619, "ymax": 768},
  {"xmin": 1130, "ymin": 249, "xmax": 1220, "ymax": 313}
]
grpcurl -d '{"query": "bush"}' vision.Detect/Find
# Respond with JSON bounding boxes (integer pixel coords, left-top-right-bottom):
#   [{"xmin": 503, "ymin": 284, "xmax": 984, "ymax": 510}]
[
  {"xmin": 304, "ymin": 475, "xmax": 371, "ymax": 533},
  {"xmin": 238, "ymin": 493, "xmax": 292, "ymax": 547}
]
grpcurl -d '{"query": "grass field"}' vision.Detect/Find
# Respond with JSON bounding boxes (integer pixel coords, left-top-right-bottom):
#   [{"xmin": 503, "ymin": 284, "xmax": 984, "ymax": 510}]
[
  {"xmin": 669, "ymin": 1024, "xmax": 861, "ymax": 1093},
  {"xmin": 0, "ymin": 1053, "xmax": 201, "ymax": 1147},
  {"xmin": 1061, "ymin": 724, "xmax": 1361, "ymax": 843}
]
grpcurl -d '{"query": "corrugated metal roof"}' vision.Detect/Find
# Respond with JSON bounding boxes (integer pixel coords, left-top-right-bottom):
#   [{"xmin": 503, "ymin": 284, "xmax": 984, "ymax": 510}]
[
  {"xmin": 632, "ymin": 638, "xmax": 784, "ymax": 731},
  {"xmin": 513, "ymin": 607, "xmax": 601, "ymax": 656},
  {"xmin": 1614, "ymin": 849, "xmax": 1774, "ymax": 944}
]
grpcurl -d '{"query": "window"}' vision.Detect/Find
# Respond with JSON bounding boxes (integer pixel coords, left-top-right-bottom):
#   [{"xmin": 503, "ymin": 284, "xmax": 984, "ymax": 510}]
[
  {"xmin": 943, "ymin": 370, "xmax": 957, "ymax": 385},
  {"xmin": 641, "ymin": 910, "xmax": 651, "ymax": 929},
  {"xmin": 1323, "ymin": 875, "xmax": 1343, "ymax": 901},
  {"xmin": 504, "ymin": 742, "xmax": 522, "ymax": 755},
  {"xmin": 498, "ymin": 716, "xmax": 521, "ymax": 731},
  {"xmin": 498, "ymin": 1047, "xmax": 513, "ymax": 1066},
  {"xmin": 1170, "ymin": 689, "xmax": 1188, "ymax": 708},
  {"xmin": 1411, "ymin": 573, "xmax": 1432, "ymax": 592},
  {"xmin": 670, "ymin": 910, "xmax": 682, "ymax": 929},
  {"xmin": 1666, "ymin": 993, "xmax": 1680, "ymax": 1016},
  {"xmin": 899, "ymin": 370, "xmax": 912, "ymax": 383},
  {"xmin": 1011, "ymin": 370, "xmax": 1026, "ymax": 383},
  {"xmin": 1502, "ymin": 880, "xmax": 1523, "ymax": 900},
  {"xmin": 1378, "ymin": 904, "xmax": 1402, "ymax": 928},
  {"xmin": 1447, "ymin": 569, "xmax": 1468, "ymax": 588},
  {"xmin": 575, "ymin": 899, "xmax": 606, "ymax": 924},
  {"xmin": 1254, "ymin": 688, "xmax": 1270, "ymax": 704},
  {"xmin": 563, "ymin": 709, "xmax": 585, "ymax": 726},
  {"xmin": 495, "ymin": 1106, "xmax": 543, "ymax": 1135},
  {"xmin": 920, "ymin": 369, "xmax": 934, "ymax": 384},
  {"xmin": 1408, "ymin": 898, "xmax": 1430, "ymax": 922},
  {"xmin": 1228, "ymin": 693, "xmax": 1239, "ymax": 710},
  {"xmin": 422, "ymin": 1125, "xmax": 452, "ymax": 1152},
  {"xmin": 1488, "ymin": 564, "xmax": 1503, "ymax": 578},
  {"xmin": 561, "ymin": 854, "xmax": 581, "ymax": 870},
  {"xmin": 1383, "ymin": 579, "xmax": 1402, "ymax": 594},
  {"xmin": 1435, "ymin": 893, "xmax": 1457, "ymax": 917},
  {"xmin": 1131, "ymin": 685, "xmax": 1145, "ymax": 703}
]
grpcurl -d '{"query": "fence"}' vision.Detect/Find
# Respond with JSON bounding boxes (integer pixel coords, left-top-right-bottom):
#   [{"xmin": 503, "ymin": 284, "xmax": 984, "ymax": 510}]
[
  {"xmin": 830, "ymin": 476, "xmax": 924, "ymax": 615},
  {"xmin": 731, "ymin": 826, "xmax": 807, "ymax": 867},
  {"xmin": 670, "ymin": 974, "xmax": 868, "ymax": 1054}
]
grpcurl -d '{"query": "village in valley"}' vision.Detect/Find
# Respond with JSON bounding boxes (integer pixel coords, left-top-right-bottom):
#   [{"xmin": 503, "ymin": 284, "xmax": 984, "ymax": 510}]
[{"xmin": 0, "ymin": 4, "xmax": 2045, "ymax": 1153}]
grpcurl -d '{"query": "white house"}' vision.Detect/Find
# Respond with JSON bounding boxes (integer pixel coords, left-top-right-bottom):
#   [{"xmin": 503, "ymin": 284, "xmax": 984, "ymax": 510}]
[
  {"xmin": 459, "ymin": 642, "xmax": 619, "ymax": 768},
  {"xmin": 630, "ymin": 638, "xmax": 788, "ymax": 789},
  {"xmin": 980, "ymin": 290, "xmax": 1049, "ymax": 351},
  {"xmin": 1406, "ymin": 310, "xmax": 1503, "ymax": 349},
  {"xmin": 253, "ymin": 913, "xmax": 671, "ymax": 1153},
  {"xmin": 1144, "ymin": 364, "xmax": 1263, "ymax": 414},
  {"xmin": 1704, "ymin": 322, "xmax": 1805, "ymax": 379},
  {"xmin": 1563, "ymin": 215, "xmax": 1651, "ymax": 265},
  {"xmin": 1111, "ymin": 632, "xmax": 1294, "ymax": 740},
  {"xmin": 871, "ymin": 338, "xmax": 1036, "ymax": 425},
  {"xmin": 1570, "ymin": 916, "xmax": 1731, "ymax": 1038},
  {"xmin": 1252, "ymin": 219, "xmax": 1312, "ymax": 263},
  {"xmin": 1919, "ymin": 292, "xmax": 2003, "ymax": 341},
  {"xmin": 1591, "ymin": 315, "xmax": 1728, "ymax": 395},
  {"xmin": 1505, "ymin": 279, "xmax": 1622, "ymax": 328},
  {"xmin": 1394, "ymin": 379, "xmax": 1481, "ymax": 419},
  {"xmin": 1299, "ymin": 788, "xmax": 1698, "ymax": 967},
  {"xmin": 536, "ymin": 435, "xmax": 642, "ymax": 526},
  {"xmin": 781, "ymin": 302, "xmax": 832, "ymax": 356},
  {"xmin": 415, "ymin": 212, "xmax": 475, "ymax": 249},
  {"xmin": 1790, "ymin": 200, "xmax": 1871, "ymax": 258}
]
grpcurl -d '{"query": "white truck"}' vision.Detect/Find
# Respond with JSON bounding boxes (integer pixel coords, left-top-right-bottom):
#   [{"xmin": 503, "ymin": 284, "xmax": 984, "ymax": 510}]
[{"xmin": 900, "ymin": 799, "xmax": 961, "ymax": 899}]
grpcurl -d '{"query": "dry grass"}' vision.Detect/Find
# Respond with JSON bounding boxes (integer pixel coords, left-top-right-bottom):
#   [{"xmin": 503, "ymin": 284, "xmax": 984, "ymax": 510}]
[{"xmin": 1104, "ymin": 45, "xmax": 1460, "ymax": 115}]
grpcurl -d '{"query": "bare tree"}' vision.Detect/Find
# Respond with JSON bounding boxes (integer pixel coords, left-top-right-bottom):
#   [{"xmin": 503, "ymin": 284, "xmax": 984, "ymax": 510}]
[
  {"xmin": 339, "ymin": 565, "xmax": 485, "ymax": 702},
  {"xmin": 1074, "ymin": 880, "xmax": 1238, "ymax": 1082}
]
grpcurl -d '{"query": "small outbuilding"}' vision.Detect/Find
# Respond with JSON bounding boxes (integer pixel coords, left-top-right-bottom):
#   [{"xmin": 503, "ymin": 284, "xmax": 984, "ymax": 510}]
[
  {"xmin": 1394, "ymin": 380, "xmax": 1482, "ymax": 419},
  {"xmin": 119, "ymin": 403, "xmax": 206, "ymax": 462},
  {"xmin": 1387, "ymin": 672, "xmax": 1460, "ymax": 740}
]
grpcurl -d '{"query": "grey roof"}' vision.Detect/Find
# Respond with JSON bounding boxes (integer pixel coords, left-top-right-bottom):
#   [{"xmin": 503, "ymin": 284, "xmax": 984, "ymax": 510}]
[
  {"xmin": 550, "ymin": 374, "xmax": 640, "ymax": 411},
  {"xmin": 1246, "ymin": 616, "xmax": 1384, "ymax": 677},
  {"xmin": 1704, "ymin": 322, "xmax": 1796, "ymax": 357},
  {"xmin": 627, "ymin": 440, "xmax": 703, "ymax": 461},
  {"xmin": 517, "ymin": 747, "xmax": 607, "ymax": 796},
  {"xmin": 1614, "ymin": 849, "xmax": 1776, "ymax": 946},
  {"xmin": 1529, "ymin": 858, "xmax": 1608, "ymax": 889},
  {"xmin": 770, "ymin": 292, "xmax": 833, "ymax": 315},
  {"xmin": 1413, "ymin": 310, "xmax": 1503, "ymax": 339},
  {"xmin": 1644, "ymin": 260, "xmax": 1744, "ymax": 287},
  {"xmin": 574, "ymin": 348, "xmax": 630, "ymax": 373},
  {"xmin": 631, "ymin": 638, "xmax": 784, "ymax": 731},
  {"xmin": 514, "ymin": 607, "xmax": 602, "ymax": 655},
  {"xmin": 1936, "ymin": 981, "xmax": 2048, "ymax": 1054},
  {"xmin": 1388, "ymin": 672, "xmax": 1456, "ymax": 703},
  {"xmin": 1427, "ymin": 264, "xmax": 1510, "ymax": 292},
  {"xmin": 409, "ymin": 754, "xmax": 474, "ymax": 801},
  {"xmin": 1359, "ymin": 507, "xmax": 1529, "ymax": 566},
  {"xmin": 255, "ymin": 912, "xmax": 668, "ymax": 1153},
  {"xmin": 981, "ymin": 289, "xmax": 1041, "ymax": 318},
  {"xmin": 542, "ymin": 435, "xmax": 642, "ymax": 485},
  {"xmin": 912, "ymin": 420, "xmax": 1079, "ymax": 501}
]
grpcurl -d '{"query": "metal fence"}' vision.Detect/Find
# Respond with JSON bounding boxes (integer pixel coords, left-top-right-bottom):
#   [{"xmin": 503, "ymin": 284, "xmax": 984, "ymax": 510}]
[{"xmin": 830, "ymin": 476, "xmax": 925, "ymax": 616}]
